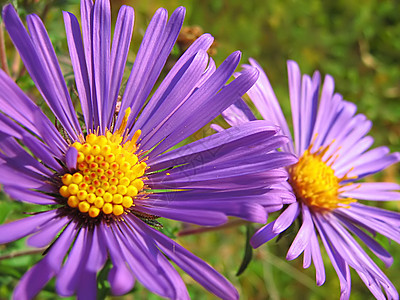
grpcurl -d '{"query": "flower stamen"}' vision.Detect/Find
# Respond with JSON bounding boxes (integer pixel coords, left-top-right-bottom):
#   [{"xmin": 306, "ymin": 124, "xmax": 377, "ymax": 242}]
[
  {"xmin": 59, "ymin": 109, "xmax": 146, "ymax": 218},
  {"xmin": 288, "ymin": 141, "xmax": 356, "ymax": 211}
]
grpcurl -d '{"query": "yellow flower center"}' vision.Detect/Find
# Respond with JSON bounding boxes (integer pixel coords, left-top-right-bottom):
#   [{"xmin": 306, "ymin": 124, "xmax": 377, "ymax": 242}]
[
  {"xmin": 288, "ymin": 142, "xmax": 356, "ymax": 211},
  {"xmin": 59, "ymin": 108, "xmax": 147, "ymax": 218}
]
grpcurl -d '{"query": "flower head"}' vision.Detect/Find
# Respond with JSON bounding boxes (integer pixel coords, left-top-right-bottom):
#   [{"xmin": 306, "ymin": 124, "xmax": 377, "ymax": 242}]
[
  {"xmin": 0, "ymin": 1, "xmax": 296, "ymax": 299},
  {"xmin": 224, "ymin": 59, "xmax": 400, "ymax": 299}
]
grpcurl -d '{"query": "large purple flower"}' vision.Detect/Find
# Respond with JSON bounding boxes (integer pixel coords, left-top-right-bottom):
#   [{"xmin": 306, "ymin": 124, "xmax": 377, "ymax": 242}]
[
  {"xmin": 221, "ymin": 59, "xmax": 400, "ymax": 299},
  {"xmin": 0, "ymin": 2, "xmax": 296, "ymax": 299}
]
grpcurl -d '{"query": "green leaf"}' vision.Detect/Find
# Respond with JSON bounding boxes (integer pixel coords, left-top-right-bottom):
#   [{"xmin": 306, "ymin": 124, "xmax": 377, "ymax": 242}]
[{"xmin": 236, "ymin": 224, "xmax": 254, "ymax": 276}]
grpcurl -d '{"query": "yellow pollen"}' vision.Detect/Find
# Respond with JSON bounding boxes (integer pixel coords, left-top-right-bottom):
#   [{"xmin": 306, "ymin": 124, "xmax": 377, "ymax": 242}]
[
  {"xmin": 60, "ymin": 122, "xmax": 145, "ymax": 218},
  {"xmin": 288, "ymin": 142, "xmax": 356, "ymax": 211}
]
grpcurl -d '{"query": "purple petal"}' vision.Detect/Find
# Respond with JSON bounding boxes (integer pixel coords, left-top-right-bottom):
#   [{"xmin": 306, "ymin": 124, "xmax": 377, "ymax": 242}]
[
  {"xmin": 100, "ymin": 225, "xmax": 135, "ymax": 295},
  {"xmin": 311, "ymin": 74, "xmax": 335, "ymax": 145},
  {"xmin": 2, "ymin": 5, "xmax": 78, "ymax": 139},
  {"xmin": 63, "ymin": 11, "xmax": 93, "ymax": 130},
  {"xmin": 26, "ymin": 13, "xmax": 81, "ymax": 136},
  {"xmin": 250, "ymin": 220, "xmax": 279, "ymax": 248},
  {"xmin": 0, "ymin": 210, "xmax": 56, "ymax": 244},
  {"xmin": 286, "ymin": 205, "xmax": 313, "ymax": 260},
  {"xmin": 136, "ymin": 50, "xmax": 209, "ymax": 139},
  {"xmin": 149, "ymin": 120, "xmax": 279, "ymax": 170},
  {"xmin": 272, "ymin": 202, "xmax": 299, "ymax": 234},
  {"xmin": 86, "ymin": 225, "xmax": 107, "ymax": 272},
  {"xmin": 340, "ymin": 182, "xmax": 400, "ymax": 201},
  {"xmin": 27, "ymin": 217, "xmax": 69, "ymax": 248},
  {"xmin": 13, "ymin": 256, "xmax": 55, "ymax": 299},
  {"xmin": 46, "ymin": 222, "xmax": 78, "ymax": 271},
  {"xmin": 287, "ymin": 60, "xmax": 301, "ymax": 155},
  {"xmin": 298, "ymin": 72, "xmax": 320, "ymax": 154},
  {"xmin": 113, "ymin": 221, "xmax": 174, "ymax": 298},
  {"xmin": 135, "ymin": 33, "xmax": 214, "ymax": 133},
  {"xmin": 119, "ymin": 7, "xmax": 186, "ymax": 130},
  {"xmin": 104, "ymin": 5, "xmax": 134, "ymax": 127},
  {"xmin": 133, "ymin": 218, "xmax": 239, "ymax": 300},
  {"xmin": 143, "ymin": 52, "xmax": 257, "ymax": 157},
  {"xmin": 92, "ymin": 0, "xmax": 111, "ymax": 131},
  {"xmin": 338, "ymin": 215, "xmax": 393, "ymax": 268},
  {"xmin": 157, "ymin": 59, "xmax": 259, "ymax": 158},
  {"xmin": 80, "ymin": 0, "xmax": 94, "ymax": 83},
  {"xmin": 65, "ymin": 146, "xmax": 78, "ymax": 171},
  {"xmin": 3, "ymin": 186, "xmax": 56, "ymax": 205},
  {"xmin": 314, "ymin": 215, "xmax": 352, "ymax": 299},
  {"xmin": 76, "ymin": 271, "xmax": 97, "ymax": 299},
  {"xmin": 221, "ymin": 99, "xmax": 254, "ymax": 127},
  {"xmin": 135, "ymin": 205, "xmax": 228, "ymax": 226},
  {"xmin": 309, "ymin": 227, "xmax": 325, "ymax": 286},
  {"xmin": 22, "ymin": 134, "xmax": 62, "ymax": 172},
  {"xmin": 108, "ymin": 264, "xmax": 135, "ymax": 296},
  {"xmin": 56, "ymin": 227, "xmax": 91, "ymax": 296},
  {"xmin": 348, "ymin": 151, "xmax": 400, "ymax": 179},
  {"xmin": 246, "ymin": 58, "xmax": 293, "ymax": 153},
  {"xmin": 138, "ymin": 196, "xmax": 268, "ymax": 223}
]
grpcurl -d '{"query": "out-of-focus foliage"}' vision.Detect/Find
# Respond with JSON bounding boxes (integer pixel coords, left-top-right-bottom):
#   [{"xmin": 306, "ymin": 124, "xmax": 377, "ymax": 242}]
[{"xmin": 0, "ymin": 0, "xmax": 399, "ymax": 299}]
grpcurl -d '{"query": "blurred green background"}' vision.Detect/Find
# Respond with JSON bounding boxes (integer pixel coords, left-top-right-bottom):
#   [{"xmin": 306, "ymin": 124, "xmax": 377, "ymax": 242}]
[{"xmin": 0, "ymin": 0, "xmax": 399, "ymax": 299}]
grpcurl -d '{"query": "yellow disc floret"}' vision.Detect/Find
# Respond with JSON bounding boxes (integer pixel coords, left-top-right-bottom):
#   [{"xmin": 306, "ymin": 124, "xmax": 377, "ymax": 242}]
[
  {"xmin": 288, "ymin": 142, "xmax": 356, "ymax": 211},
  {"xmin": 59, "ymin": 108, "xmax": 146, "ymax": 218}
]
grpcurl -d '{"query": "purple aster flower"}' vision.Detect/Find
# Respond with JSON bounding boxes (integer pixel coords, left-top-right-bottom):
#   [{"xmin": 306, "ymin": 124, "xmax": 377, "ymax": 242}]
[
  {"xmin": 0, "ymin": 1, "xmax": 297, "ymax": 299},
  {"xmin": 221, "ymin": 59, "xmax": 400, "ymax": 299}
]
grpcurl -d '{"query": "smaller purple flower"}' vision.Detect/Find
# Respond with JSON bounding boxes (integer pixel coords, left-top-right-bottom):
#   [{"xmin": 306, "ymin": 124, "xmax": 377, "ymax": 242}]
[{"xmin": 222, "ymin": 59, "xmax": 400, "ymax": 299}]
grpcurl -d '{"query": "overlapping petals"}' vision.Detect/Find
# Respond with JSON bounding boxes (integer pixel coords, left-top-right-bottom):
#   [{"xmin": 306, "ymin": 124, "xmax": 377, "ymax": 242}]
[{"xmin": 0, "ymin": 1, "xmax": 296, "ymax": 299}]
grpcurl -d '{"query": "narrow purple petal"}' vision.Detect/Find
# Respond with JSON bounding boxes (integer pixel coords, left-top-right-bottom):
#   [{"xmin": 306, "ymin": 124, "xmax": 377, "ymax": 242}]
[
  {"xmin": 272, "ymin": 202, "xmax": 299, "ymax": 233},
  {"xmin": 105, "ymin": 5, "xmax": 134, "ymax": 127},
  {"xmin": 314, "ymin": 215, "xmax": 352, "ymax": 299},
  {"xmin": 27, "ymin": 217, "xmax": 69, "ymax": 248},
  {"xmin": 348, "ymin": 151, "xmax": 400, "ymax": 178},
  {"xmin": 63, "ymin": 11, "xmax": 93, "ymax": 130},
  {"xmin": 286, "ymin": 205, "xmax": 313, "ymax": 260},
  {"xmin": 13, "ymin": 256, "xmax": 55, "ymax": 300},
  {"xmin": 138, "ymin": 197, "xmax": 268, "ymax": 223},
  {"xmin": 76, "ymin": 271, "xmax": 97, "ymax": 299},
  {"xmin": 92, "ymin": 0, "xmax": 111, "ymax": 131},
  {"xmin": 298, "ymin": 72, "xmax": 319, "ymax": 154},
  {"xmin": 26, "ymin": 14, "xmax": 81, "ymax": 136},
  {"xmin": 46, "ymin": 222, "xmax": 77, "ymax": 271},
  {"xmin": 149, "ymin": 120, "xmax": 279, "ymax": 170},
  {"xmin": 22, "ymin": 134, "xmax": 62, "ymax": 172},
  {"xmin": 86, "ymin": 225, "xmax": 107, "ymax": 272},
  {"xmin": 309, "ymin": 227, "xmax": 325, "ymax": 286},
  {"xmin": 311, "ymin": 74, "xmax": 335, "ymax": 144},
  {"xmin": 287, "ymin": 60, "xmax": 301, "ymax": 155},
  {"xmin": 250, "ymin": 220, "xmax": 279, "ymax": 248},
  {"xmin": 118, "ymin": 7, "xmax": 186, "ymax": 130},
  {"xmin": 135, "ymin": 33, "xmax": 214, "ymax": 133},
  {"xmin": 56, "ymin": 228, "xmax": 92, "ymax": 296},
  {"xmin": 152, "ymin": 67, "xmax": 260, "ymax": 157},
  {"xmin": 133, "ymin": 218, "xmax": 239, "ymax": 300},
  {"xmin": 246, "ymin": 58, "xmax": 293, "ymax": 153},
  {"xmin": 0, "ymin": 69, "xmax": 56, "ymax": 139},
  {"xmin": 2, "ymin": 5, "xmax": 78, "ymax": 139},
  {"xmin": 340, "ymin": 182, "xmax": 400, "ymax": 201},
  {"xmin": 113, "ymin": 222, "xmax": 174, "ymax": 298},
  {"xmin": 135, "ymin": 206, "xmax": 228, "ymax": 226},
  {"xmin": 136, "ymin": 50, "xmax": 209, "ymax": 138},
  {"xmin": 100, "ymin": 225, "xmax": 135, "ymax": 295},
  {"xmin": 338, "ymin": 216, "xmax": 393, "ymax": 268},
  {"xmin": 0, "ymin": 210, "xmax": 56, "ymax": 243},
  {"xmin": 3, "ymin": 186, "xmax": 56, "ymax": 205},
  {"xmin": 66, "ymin": 146, "xmax": 78, "ymax": 171}
]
